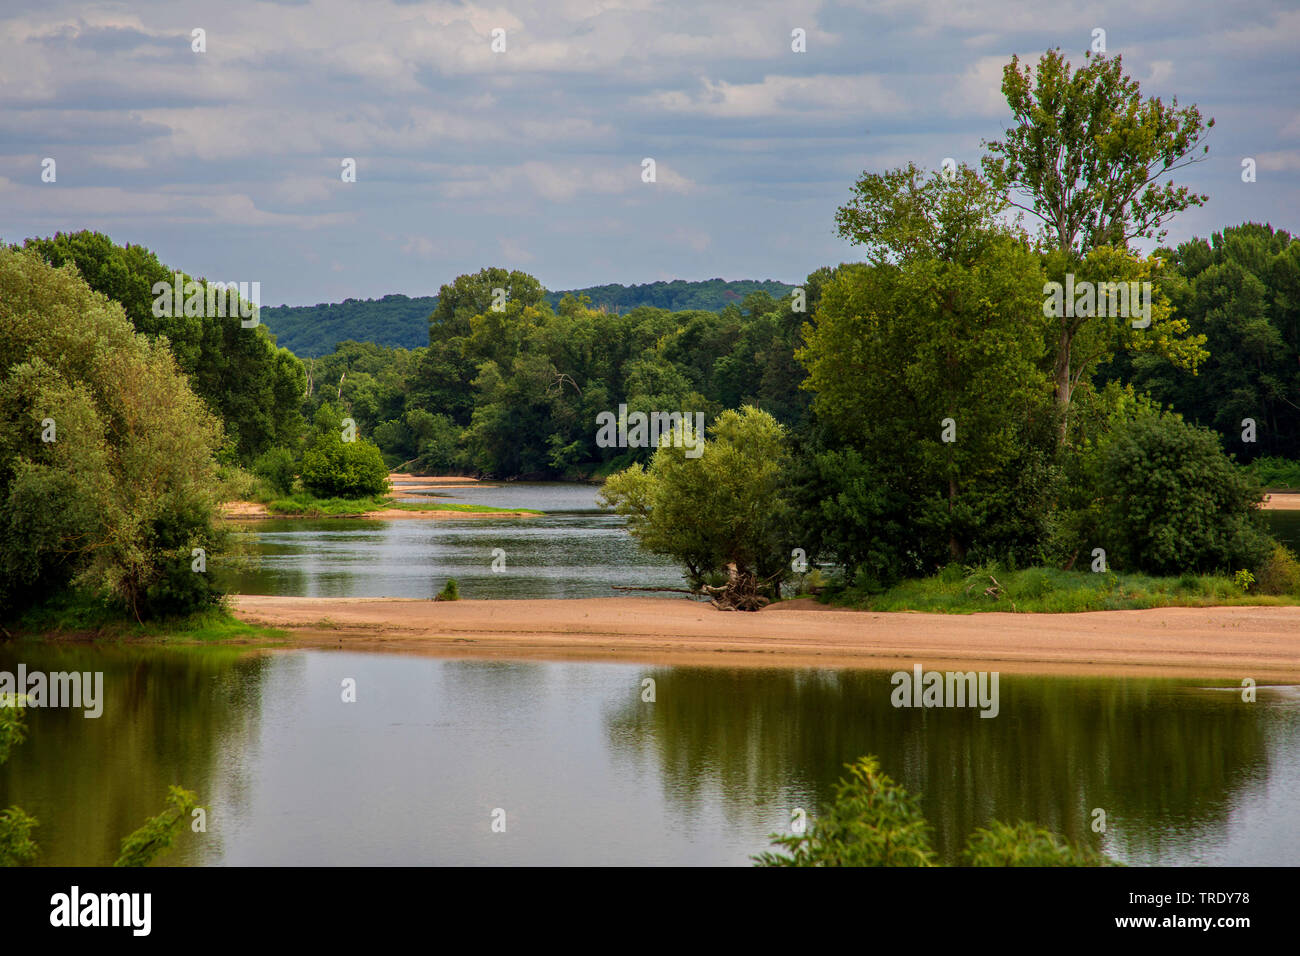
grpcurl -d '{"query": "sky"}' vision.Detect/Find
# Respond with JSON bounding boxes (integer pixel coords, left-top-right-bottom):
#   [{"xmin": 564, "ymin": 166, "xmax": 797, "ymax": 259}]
[{"xmin": 2, "ymin": 0, "xmax": 1298, "ymax": 306}]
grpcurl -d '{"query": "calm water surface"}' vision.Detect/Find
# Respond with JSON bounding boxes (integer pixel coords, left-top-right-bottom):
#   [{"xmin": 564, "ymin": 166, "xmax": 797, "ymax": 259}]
[{"xmin": 2, "ymin": 644, "xmax": 1297, "ymax": 867}]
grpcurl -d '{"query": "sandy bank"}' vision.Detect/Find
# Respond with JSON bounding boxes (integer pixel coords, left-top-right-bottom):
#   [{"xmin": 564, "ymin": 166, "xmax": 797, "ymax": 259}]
[
  {"xmin": 229, "ymin": 595, "xmax": 1300, "ymax": 680},
  {"xmin": 1263, "ymin": 493, "xmax": 1300, "ymax": 510}
]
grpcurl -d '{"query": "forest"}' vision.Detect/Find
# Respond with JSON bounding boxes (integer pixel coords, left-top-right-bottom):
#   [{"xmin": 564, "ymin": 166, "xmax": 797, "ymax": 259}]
[{"xmin": 259, "ymin": 278, "xmax": 797, "ymax": 356}]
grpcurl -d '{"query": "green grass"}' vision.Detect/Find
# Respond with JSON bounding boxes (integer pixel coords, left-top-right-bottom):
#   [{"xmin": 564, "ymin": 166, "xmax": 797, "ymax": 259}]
[
  {"xmin": 262, "ymin": 491, "xmax": 541, "ymax": 516},
  {"xmin": 828, "ymin": 564, "xmax": 1300, "ymax": 614},
  {"xmin": 9, "ymin": 592, "xmax": 287, "ymax": 645}
]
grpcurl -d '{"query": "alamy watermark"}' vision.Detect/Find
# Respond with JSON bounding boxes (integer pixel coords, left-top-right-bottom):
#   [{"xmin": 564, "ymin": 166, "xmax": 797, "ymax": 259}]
[
  {"xmin": 151, "ymin": 274, "xmax": 261, "ymax": 327},
  {"xmin": 1, "ymin": 665, "xmax": 103, "ymax": 718},
  {"xmin": 1043, "ymin": 275, "xmax": 1152, "ymax": 329},
  {"xmin": 595, "ymin": 405, "xmax": 705, "ymax": 458},
  {"xmin": 890, "ymin": 664, "xmax": 999, "ymax": 718}
]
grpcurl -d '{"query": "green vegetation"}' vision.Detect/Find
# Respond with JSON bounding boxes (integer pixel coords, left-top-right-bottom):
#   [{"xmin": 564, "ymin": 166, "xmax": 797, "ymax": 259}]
[
  {"xmin": 10, "ymin": 590, "xmax": 287, "ymax": 644},
  {"xmin": 1, "ymin": 696, "xmax": 203, "ymax": 866},
  {"xmin": 824, "ymin": 563, "xmax": 1296, "ymax": 614},
  {"xmin": 1247, "ymin": 456, "xmax": 1300, "ymax": 490},
  {"xmin": 601, "ymin": 406, "xmax": 791, "ymax": 608},
  {"xmin": 755, "ymin": 756, "xmax": 1114, "ymax": 867},
  {"xmin": 0, "ymin": 247, "xmax": 227, "ymax": 621},
  {"xmin": 299, "ymin": 404, "xmax": 390, "ymax": 498},
  {"xmin": 16, "ymin": 231, "xmax": 306, "ymax": 464},
  {"xmin": 114, "ymin": 785, "xmax": 201, "ymax": 867},
  {"xmin": 260, "ymin": 280, "xmax": 797, "ymax": 357},
  {"xmin": 436, "ymin": 579, "xmax": 460, "ymax": 601}
]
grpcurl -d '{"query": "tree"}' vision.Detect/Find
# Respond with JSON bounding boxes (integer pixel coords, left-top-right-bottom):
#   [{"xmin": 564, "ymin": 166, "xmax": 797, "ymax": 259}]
[
  {"xmin": 114, "ymin": 786, "xmax": 200, "ymax": 867},
  {"xmin": 981, "ymin": 50, "xmax": 1214, "ymax": 434},
  {"xmin": 299, "ymin": 404, "xmax": 390, "ymax": 498},
  {"xmin": 811, "ymin": 164, "xmax": 1055, "ymax": 567},
  {"xmin": 19, "ymin": 231, "xmax": 306, "ymax": 462},
  {"xmin": 599, "ymin": 406, "xmax": 792, "ymax": 608},
  {"xmin": 0, "ymin": 248, "xmax": 226, "ymax": 620}
]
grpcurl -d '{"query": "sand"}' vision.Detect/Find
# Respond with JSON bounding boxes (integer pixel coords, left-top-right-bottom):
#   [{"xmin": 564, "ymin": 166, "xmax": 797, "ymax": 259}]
[
  {"xmin": 229, "ymin": 595, "xmax": 1300, "ymax": 680},
  {"xmin": 1262, "ymin": 493, "xmax": 1300, "ymax": 510}
]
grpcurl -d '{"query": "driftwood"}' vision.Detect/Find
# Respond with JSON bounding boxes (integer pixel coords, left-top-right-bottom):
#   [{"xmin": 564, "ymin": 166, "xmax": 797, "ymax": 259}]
[
  {"xmin": 611, "ymin": 586, "xmax": 700, "ymax": 595},
  {"xmin": 613, "ymin": 564, "xmax": 783, "ymax": 611}
]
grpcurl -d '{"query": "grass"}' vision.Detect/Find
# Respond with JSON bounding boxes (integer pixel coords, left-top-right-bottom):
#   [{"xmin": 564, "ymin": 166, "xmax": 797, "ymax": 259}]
[
  {"xmin": 827, "ymin": 564, "xmax": 1300, "ymax": 614},
  {"xmin": 262, "ymin": 491, "xmax": 541, "ymax": 516},
  {"xmin": 9, "ymin": 592, "xmax": 287, "ymax": 645}
]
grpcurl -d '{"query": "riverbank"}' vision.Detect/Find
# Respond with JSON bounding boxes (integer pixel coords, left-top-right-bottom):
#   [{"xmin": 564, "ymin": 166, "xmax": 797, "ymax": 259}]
[
  {"xmin": 221, "ymin": 473, "xmax": 541, "ymax": 519},
  {"xmin": 229, "ymin": 595, "xmax": 1300, "ymax": 680},
  {"xmin": 1263, "ymin": 492, "xmax": 1300, "ymax": 510}
]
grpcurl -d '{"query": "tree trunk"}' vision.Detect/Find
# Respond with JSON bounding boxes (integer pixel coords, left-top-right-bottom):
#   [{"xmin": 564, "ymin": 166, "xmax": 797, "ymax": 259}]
[{"xmin": 1054, "ymin": 322, "xmax": 1073, "ymax": 445}]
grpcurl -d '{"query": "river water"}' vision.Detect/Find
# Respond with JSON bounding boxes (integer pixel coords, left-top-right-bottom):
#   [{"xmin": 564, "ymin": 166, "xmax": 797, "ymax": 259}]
[{"xmin": 3, "ymin": 484, "xmax": 1297, "ymax": 866}]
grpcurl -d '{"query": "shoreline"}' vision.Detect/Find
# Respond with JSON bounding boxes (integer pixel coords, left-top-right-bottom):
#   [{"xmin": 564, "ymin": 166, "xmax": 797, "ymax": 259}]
[
  {"xmin": 229, "ymin": 595, "xmax": 1300, "ymax": 680},
  {"xmin": 221, "ymin": 473, "xmax": 539, "ymax": 520}
]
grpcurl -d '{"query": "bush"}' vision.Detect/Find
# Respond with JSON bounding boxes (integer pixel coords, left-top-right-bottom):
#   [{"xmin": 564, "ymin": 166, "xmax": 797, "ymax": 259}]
[
  {"xmin": 755, "ymin": 755, "xmax": 1115, "ymax": 867},
  {"xmin": 1255, "ymin": 542, "xmax": 1300, "ymax": 596},
  {"xmin": 435, "ymin": 579, "xmax": 460, "ymax": 601},
  {"xmin": 962, "ymin": 820, "xmax": 1114, "ymax": 867},
  {"xmin": 251, "ymin": 446, "xmax": 297, "ymax": 496},
  {"xmin": 1098, "ymin": 409, "xmax": 1272, "ymax": 575},
  {"xmin": 1248, "ymin": 456, "xmax": 1300, "ymax": 491},
  {"xmin": 300, "ymin": 436, "xmax": 390, "ymax": 498}
]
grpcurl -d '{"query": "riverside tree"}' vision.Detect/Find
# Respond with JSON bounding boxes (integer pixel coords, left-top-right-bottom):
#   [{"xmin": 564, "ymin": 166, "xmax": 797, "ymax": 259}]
[
  {"xmin": 599, "ymin": 406, "xmax": 792, "ymax": 609},
  {"xmin": 0, "ymin": 248, "xmax": 226, "ymax": 620},
  {"xmin": 805, "ymin": 163, "xmax": 1055, "ymax": 571},
  {"xmin": 980, "ymin": 50, "xmax": 1214, "ymax": 437}
]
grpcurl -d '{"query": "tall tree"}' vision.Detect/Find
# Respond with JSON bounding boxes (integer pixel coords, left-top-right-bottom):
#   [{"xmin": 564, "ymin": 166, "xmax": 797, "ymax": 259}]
[{"xmin": 981, "ymin": 49, "xmax": 1214, "ymax": 435}]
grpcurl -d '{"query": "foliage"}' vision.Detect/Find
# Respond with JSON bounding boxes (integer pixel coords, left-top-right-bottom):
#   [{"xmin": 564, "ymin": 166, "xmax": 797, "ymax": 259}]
[
  {"xmin": 0, "ymin": 248, "xmax": 226, "ymax": 620},
  {"xmin": 259, "ymin": 280, "xmax": 797, "ymax": 357},
  {"xmin": 961, "ymin": 820, "xmax": 1114, "ymax": 866},
  {"xmin": 833, "ymin": 563, "xmax": 1285, "ymax": 613},
  {"xmin": 1248, "ymin": 457, "xmax": 1300, "ymax": 490},
  {"xmin": 18, "ymin": 231, "xmax": 306, "ymax": 463},
  {"xmin": 114, "ymin": 785, "xmax": 200, "ymax": 867},
  {"xmin": 1104, "ymin": 225, "xmax": 1300, "ymax": 461},
  {"xmin": 600, "ymin": 406, "xmax": 792, "ymax": 593},
  {"xmin": 251, "ymin": 445, "xmax": 297, "ymax": 496},
  {"xmin": 804, "ymin": 163, "xmax": 1055, "ymax": 570},
  {"xmin": 982, "ymin": 48, "xmax": 1212, "ymax": 254},
  {"xmin": 1254, "ymin": 542, "xmax": 1300, "ymax": 597},
  {"xmin": 436, "ymin": 579, "xmax": 460, "ymax": 601},
  {"xmin": 298, "ymin": 404, "xmax": 389, "ymax": 498},
  {"xmin": 756, "ymin": 756, "xmax": 1114, "ymax": 867},
  {"xmin": 1095, "ymin": 408, "xmax": 1271, "ymax": 575}
]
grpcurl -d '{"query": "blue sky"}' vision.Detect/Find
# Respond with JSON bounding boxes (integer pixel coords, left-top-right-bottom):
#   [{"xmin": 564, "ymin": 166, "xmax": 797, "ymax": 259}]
[{"xmin": 2, "ymin": 0, "xmax": 1297, "ymax": 305}]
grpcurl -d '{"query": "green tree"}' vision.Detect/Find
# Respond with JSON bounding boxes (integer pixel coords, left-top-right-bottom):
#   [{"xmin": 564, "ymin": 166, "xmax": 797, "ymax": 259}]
[
  {"xmin": 19, "ymin": 231, "xmax": 306, "ymax": 462},
  {"xmin": 1095, "ymin": 407, "xmax": 1272, "ymax": 575},
  {"xmin": 299, "ymin": 404, "xmax": 390, "ymax": 498},
  {"xmin": 0, "ymin": 248, "xmax": 226, "ymax": 620},
  {"xmin": 600, "ymin": 406, "xmax": 791, "ymax": 607},
  {"xmin": 809, "ymin": 164, "xmax": 1055, "ymax": 567},
  {"xmin": 980, "ymin": 50, "xmax": 1213, "ymax": 435}
]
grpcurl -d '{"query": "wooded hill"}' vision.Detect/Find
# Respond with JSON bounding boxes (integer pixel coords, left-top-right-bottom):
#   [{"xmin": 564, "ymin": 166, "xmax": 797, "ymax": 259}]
[{"xmin": 261, "ymin": 279, "xmax": 797, "ymax": 356}]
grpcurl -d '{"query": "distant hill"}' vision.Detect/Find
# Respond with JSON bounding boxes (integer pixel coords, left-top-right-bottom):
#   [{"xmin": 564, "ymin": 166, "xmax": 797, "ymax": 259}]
[{"xmin": 260, "ymin": 279, "xmax": 796, "ymax": 356}]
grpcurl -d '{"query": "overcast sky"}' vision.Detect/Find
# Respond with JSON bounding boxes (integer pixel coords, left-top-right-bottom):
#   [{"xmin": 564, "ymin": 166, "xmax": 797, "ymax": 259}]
[{"xmin": 2, "ymin": 0, "xmax": 1297, "ymax": 306}]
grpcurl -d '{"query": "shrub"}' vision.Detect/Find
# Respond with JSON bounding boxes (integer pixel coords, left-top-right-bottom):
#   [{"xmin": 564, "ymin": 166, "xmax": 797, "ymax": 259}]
[
  {"xmin": 435, "ymin": 579, "xmax": 460, "ymax": 601},
  {"xmin": 251, "ymin": 446, "xmax": 297, "ymax": 496},
  {"xmin": 300, "ymin": 436, "xmax": 389, "ymax": 498},
  {"xmin": 1098, "ymin": 409, "xmax": 1272, "ymax": 575},
  {"xmin": 962, "ymin": 821, "xmax": 1114, "ymax": 867},
  {"xmin": 1255, "ymin": 542, "xmax": 1300, "ymax": 596}
]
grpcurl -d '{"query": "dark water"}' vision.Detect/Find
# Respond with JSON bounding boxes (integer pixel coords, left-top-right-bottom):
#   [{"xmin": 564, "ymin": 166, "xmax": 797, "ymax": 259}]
[
  {"xmin": 2, "ymin": 644, "xmax": 1296, "ymax": 866},
  {"xmin": 1268, "ymin": 509, "xmax": 1300, "ymax": 551},
  {"xmin": 219, "ymin": 482, "xmax": 687, "ymax": 599}
]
